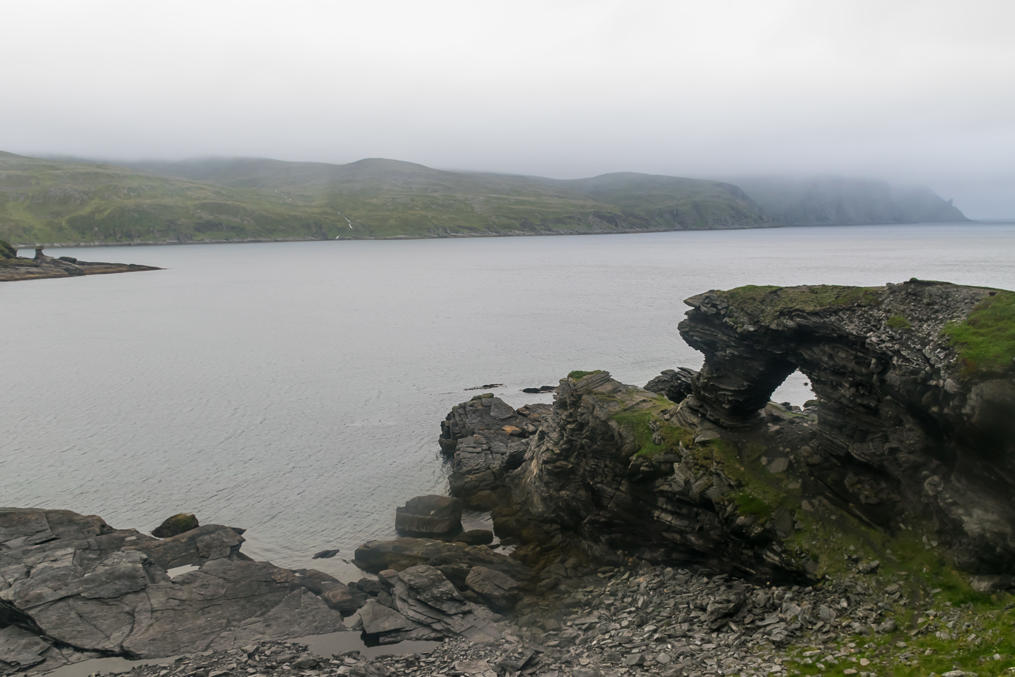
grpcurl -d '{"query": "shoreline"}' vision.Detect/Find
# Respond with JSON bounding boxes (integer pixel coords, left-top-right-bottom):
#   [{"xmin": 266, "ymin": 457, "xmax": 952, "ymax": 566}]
[{"xmin": 9, "ymin": 219, "xmax": 989, "ymax": 251}]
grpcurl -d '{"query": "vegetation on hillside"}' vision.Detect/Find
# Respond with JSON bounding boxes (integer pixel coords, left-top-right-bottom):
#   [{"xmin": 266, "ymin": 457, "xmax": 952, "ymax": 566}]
[
  {"xmin": 0, "ymin": 152, "xmax": 971, "ymax": 245},
  {"xmin": 943, "ymin": 290, "xmax": 1015, "ymax": 376},
  {"xmin": 0, "ymin": 153, "xmax": 767, "ymax": 245}
]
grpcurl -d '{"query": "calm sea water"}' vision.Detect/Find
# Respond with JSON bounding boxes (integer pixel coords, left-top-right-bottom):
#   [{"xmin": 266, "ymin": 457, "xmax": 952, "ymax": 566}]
[{"xmin": 4, "ymin": 223, "xmax": 1014, "ymax": 579}]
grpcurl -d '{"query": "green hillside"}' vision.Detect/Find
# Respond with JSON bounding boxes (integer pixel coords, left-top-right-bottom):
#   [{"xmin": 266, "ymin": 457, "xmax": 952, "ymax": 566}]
[
  {"xmin": 0, "ymin": 153, "xmax": 341, "ymax": 245},
  {"xmin": 0, "ymin": 152, "xmax": 969, "ymax": 246}
]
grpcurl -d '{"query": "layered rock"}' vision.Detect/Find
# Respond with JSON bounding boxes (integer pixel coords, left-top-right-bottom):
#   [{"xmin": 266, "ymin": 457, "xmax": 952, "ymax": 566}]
[
  {"xmin": 355, "ymin": 565, "xmax": 502, "ymax": 645},
  {"xmin": 679, "ymin": 280, "xmax": 1015, "ymax": 573},
  {"xmin": 438, "ymin": 280, "xmax": 1015, "ymax": 584},
  {"xmin": 449, "ymin": 374, "xmax": 816, "ymax": 582},
  {"xmin": 0, "ymin": 508, "xmax": 350, "ymax": 674},
  {"xmin": 438, "ymin": 394, "xmax": 550, "ymax": 508}
]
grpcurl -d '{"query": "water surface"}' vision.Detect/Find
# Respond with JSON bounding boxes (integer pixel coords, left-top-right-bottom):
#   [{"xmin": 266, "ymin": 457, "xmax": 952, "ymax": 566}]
[{"xmin": 4, "ymin": 223, "xmax": 1013, "ymax": 577}]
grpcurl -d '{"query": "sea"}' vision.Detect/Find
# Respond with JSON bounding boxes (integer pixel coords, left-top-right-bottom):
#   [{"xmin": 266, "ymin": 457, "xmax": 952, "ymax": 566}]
[{"xmin": 5, "ymin": 222, "xmax": 1014, "ymax": 581}]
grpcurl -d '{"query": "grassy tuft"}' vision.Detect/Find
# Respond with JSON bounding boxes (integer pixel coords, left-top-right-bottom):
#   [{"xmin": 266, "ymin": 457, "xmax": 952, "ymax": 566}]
[
  {"xmin": 886, "ymin": 314, "xmax": 912, "ymax": 330},
  {"xmin": 942, "ymin": 290, "xmax": 1015, "ymax": 377}
]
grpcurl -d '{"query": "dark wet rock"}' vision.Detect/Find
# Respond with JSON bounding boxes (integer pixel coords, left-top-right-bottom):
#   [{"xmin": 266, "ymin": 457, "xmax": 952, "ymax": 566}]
[
  {"xmin": 353, "ymin": 537, "xmax": 529, "ymax": 588},
  {"xmin": 395, "ymin": 494, "xmax": 463, "ymax": 538},
  {"xmin": 152, "ymin": 512, "xmax": 199, "ymax": 537},
  {"xmin": 522, "ymin": 385, "xmax": 557, "ymax": 394},
  {"xmin": 0, "ymin": 508, "xmax": 346, "ymax": 673},
  {"xmin": 464, "ymin": 383, "xmax": 504, "ymax": 391},
  {"xmin": 313, "ymin": 547, "xmax": 341, "ymax": 559},
  {"xmin": 644, "ymin": 366, "xmax": 698, "ymax": 403},
  {"xmin": 455, "ymin": 529, "xmax": 495, "ymax": 546},
  {"xmin": 465, "ymin": 565, "xmax": 521, "ymax": 612},
  {"xmin": 438, "ymin": 394, "xmax": 550, "ymax": 508}
]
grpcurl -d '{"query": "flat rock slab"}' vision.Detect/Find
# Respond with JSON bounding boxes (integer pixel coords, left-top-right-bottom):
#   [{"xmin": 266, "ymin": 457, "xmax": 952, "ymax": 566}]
[{"xmin": 0, "ymin": 508, "xmax": 349, "ymax": 674}]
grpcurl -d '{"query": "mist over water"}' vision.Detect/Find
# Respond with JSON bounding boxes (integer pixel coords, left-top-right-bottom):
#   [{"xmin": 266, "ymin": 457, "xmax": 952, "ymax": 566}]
[{"xmin": 3, "ymin": 223, "xmax": 1013, "ymax": 578}]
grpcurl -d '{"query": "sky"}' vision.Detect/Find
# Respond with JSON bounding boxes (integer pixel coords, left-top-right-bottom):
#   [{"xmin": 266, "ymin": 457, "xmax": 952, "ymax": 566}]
[{"xmin": 2, "ymin": 0, "xmax": 1013, "ymax": 217}]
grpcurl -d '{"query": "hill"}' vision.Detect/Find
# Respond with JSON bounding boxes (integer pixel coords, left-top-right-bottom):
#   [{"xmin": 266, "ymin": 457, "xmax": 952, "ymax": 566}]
[
  {"xmin": 0, "ymin": 152, "xmax": 969, "ymax": 246},
  {"xmin": 734, "ymin": 176, "xmax": 968, "ymax": 226},
  {"xmin": 0, "ymin": 153, "xmax": 767, "ymax": 245}
]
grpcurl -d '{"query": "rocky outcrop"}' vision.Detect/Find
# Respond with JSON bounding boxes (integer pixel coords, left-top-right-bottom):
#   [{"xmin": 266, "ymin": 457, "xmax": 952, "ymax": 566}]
[
  {"xmin": 0, "ymin": 508, "xmax": 350, "ymax": 674},
  {"xmin": 394, "ymin": 495, "xmax": 462, "ymax": 538},
  {"xmin": 438, "ymin": 280, "xmax": 1015, "ymax": 585},
  {"xmin": 456, "ymin": 373, "xmax": 815, "ymax": 582},
  {"xmin": 438, "ymin": 394, "xmax": 550, "ymax": 508},
  {"xmin": 679, "ymin": 280, "xmax": 1015, "ymax": 573},
  {"xmin": 644, "ymin": 366, "xmax": 697, "ymax": 403},
  {"xmin": 0, "ymin": 242, "xmax": 159, "ymax": 282}
]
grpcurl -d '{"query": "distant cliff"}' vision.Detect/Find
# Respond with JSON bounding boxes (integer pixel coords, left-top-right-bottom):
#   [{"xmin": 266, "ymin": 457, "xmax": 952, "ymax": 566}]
[{"xmin": 735, "ymin": 176, "xmax": 968, "ymax": 226}]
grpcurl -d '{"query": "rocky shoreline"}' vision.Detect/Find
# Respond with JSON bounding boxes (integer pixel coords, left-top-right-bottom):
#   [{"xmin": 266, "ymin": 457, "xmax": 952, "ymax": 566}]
[
  {"xmin": 0, "ymin": 242, "xmax": 159, "ymax": 282},
  {"xmin": 3, "ymin": 279, "xmax": 1013, "ymax": 676}
]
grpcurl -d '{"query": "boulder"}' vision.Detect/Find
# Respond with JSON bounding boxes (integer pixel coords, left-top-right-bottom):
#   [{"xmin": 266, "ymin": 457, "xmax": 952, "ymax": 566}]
[
  {"xmin": 395, "ymin": 495, "xmax": 463, "ymax": 538},
  {"xmin": 465, "ymin": 565, "xmax": 521, "ymax": 611},
  {"xmin": 353, "ymin": 537, "xmax": 529, "ymax": 588},
  {"xmin": 152, "ymin": 512, "xmax": 199, "ymax": 537}
]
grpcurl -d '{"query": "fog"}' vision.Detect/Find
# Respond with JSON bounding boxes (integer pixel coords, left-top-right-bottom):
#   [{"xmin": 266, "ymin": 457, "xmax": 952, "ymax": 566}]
[{"xmin": 2, "ymin": 0, "xmax": 1013, "ymax": 217}]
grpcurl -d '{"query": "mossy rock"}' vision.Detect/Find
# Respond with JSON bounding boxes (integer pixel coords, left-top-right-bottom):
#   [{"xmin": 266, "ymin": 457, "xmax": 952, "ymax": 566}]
[
  {"xmin": 0, "ymin": 239, "xmax": 16, "ymax": 259},
  {"xmin": 152, "ymin": 513, "xmax": 200, "ymax": 538}
]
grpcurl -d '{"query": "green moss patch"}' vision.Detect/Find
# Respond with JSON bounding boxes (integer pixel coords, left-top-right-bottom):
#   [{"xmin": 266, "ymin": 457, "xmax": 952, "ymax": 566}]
[
  {"xmin": 886, "ymin": 314, "xmax": 911, "ymax": 330},
  {"xmin": 721, "ymin": 284, "xmax": 883, "ymax": 326},
  {"xmin": 609, "ymin": 396, "xmax": 693, "ymax": 458},
  {"xmin": 568, "ymin": 369, "xmax": 604, "ymax": 380},
  {"xmin": 942, "ymin": 290, "xmax": 1015, "ymax": 377}
]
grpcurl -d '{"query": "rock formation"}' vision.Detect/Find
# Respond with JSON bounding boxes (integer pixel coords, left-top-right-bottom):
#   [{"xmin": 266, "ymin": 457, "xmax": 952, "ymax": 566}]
[
  {"xmin": 394, "ymin": 495, "xmax": 463, "ymax": 538},
  {"xmin": 0, "ymin": 508, "xmax": 350, "ymax": 674},
  {"xmin": 439, "ymin": 280, "xmax": 1015, "ymax": 585},
  {"xmin": 679, "ymin": 280, "xmax": 1015, "ymax": 574},
  {"xmin": 0, "ymin": 240, "xmax": 159, "ymax": 282}
]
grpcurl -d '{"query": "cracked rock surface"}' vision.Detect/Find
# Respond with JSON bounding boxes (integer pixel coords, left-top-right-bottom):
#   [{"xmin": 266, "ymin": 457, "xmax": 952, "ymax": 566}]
[{"xmin": 0, "ymin": 508, "xmax": 348, "ymax": 674}]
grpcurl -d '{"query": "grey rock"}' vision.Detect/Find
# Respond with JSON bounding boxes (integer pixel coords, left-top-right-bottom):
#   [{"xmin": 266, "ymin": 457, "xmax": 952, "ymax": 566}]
[
  {"xmin": 466, "ymin": 565, "xmax": 521, "ymax": 612},
  {"xmin": 0, "ymin": 508, "xmax": 346, "ymax": 671},
  {"xmin": 395, "ymin": 495, "xmax": 463, "ymax": 538}
]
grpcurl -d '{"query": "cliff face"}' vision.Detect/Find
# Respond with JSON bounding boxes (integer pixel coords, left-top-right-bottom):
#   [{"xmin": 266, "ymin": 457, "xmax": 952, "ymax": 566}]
[
  {"xmin": 680, "ymin": 281, "xmax": 1015, "ymax": 574},
  {"xmin": 734, "ymin": 177, "xmax": 969, "ymax": 226},
  {"xmin": 440, "ymin": 280, "xmax": 1015, "ymax": 585}
]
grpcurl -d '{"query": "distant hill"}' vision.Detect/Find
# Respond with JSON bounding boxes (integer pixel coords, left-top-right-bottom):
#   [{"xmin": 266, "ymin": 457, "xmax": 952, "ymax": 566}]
[
  {"xmin": 733, "ymin": 176, "xmax": 968, "ymax": 226},
  {"xmin": 0, "ymin": 152, "xmax": 968, "ymax": 246}
]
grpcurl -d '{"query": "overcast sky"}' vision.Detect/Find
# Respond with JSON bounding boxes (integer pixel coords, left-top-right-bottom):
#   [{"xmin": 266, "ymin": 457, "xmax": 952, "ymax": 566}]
[{"xmin": 2, "ymin": 0, "xmax": 1013, "ymax": 216}]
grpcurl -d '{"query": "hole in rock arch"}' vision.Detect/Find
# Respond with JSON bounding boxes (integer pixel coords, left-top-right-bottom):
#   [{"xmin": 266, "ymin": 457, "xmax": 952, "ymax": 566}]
[{"xmin": 771, "ymin": 369, "xmax": 816, "ymax": 408}]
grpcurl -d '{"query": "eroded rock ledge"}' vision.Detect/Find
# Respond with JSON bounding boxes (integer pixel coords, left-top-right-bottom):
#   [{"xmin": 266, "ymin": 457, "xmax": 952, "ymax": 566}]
[{"xmin": 440, "ymin": 280, "xmax": 1015, "ymax": 587}]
